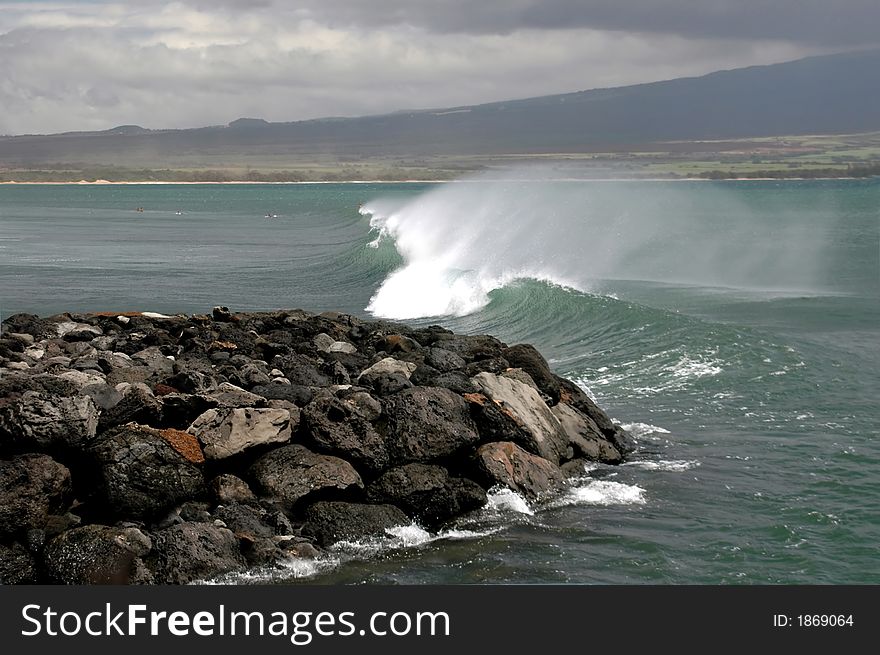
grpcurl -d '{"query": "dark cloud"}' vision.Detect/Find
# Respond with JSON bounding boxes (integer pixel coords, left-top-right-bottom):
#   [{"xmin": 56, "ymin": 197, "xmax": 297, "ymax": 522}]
[
  {"xmin": 0, "ymin": 1, "xmax": 863, "ymax": 134},
  {"xmin": 267, "ymin": 0, "xmax": 880, "ymax": 47}
]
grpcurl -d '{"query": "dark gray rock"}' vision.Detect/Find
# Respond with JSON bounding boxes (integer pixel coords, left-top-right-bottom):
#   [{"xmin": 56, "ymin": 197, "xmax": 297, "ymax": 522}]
[
  {"xmin": 0, "ymin": 543, "xmax": 37, "ymax": 584},
  {"xmin": 0, "ymin": 392, "xmax": 98, "ymax": 451},
  {"xmin": 251, "ymin": 383, "xmax": 314, "ymax": 407},
  {"xmin": 427, "ymin": 371, "xmax": 478, "ymax": 395},
  {"xmin": 432, "ymin": 334, "xmax": 505, "ymax": 362},
  {"xmin": 88, "ymin": 423, "xmax": 206, "ymax": 520},
  {"xmin": 425, "ymin": 347, "xmax": 466, "ymax": 372},
  {"xmin": 158, "ymin": 392, "xmax": 217, "ymax": 430},
  {"xmin": 131, "ymin": 346, "xmax": 175, "ymax": 377},
  {"xmin": 301, "ymin": 501, "xmax": 409, "ymax": 547},
  {"xmin": 361, "ymin": 371, "xmax": 413, "ymax": 396},
  {"xmin": 463, "ymin": 390, "xmax": 536, "ymax": 448},
  {"xmin": 210, "ymin": 473, "xmax": 257, "ymax": 505},
  {"xmin": 2, "ymin": 313, "xmax": 55, "ymax": 339},
  {"xmin": 43, "ymin": 524, "xmax": 153, "ymax": 585},
  {"xmin": 556, "ymin": 376, "xmax": 636, "ymax": 453},
  {"xmin": 384, "ymin": 387, "xmax": 480, "ymax": 465},
  {"xmin": 214, "ymin": 504, "xmax": 276, "ymax": 539},
  {"xmin": 97, "ymin": 385, "xmax": 161, "ymax": 433},
  {"xmin": 162, "ymin": 370, "xmax": 218, "ymax": 394},
  {"xmin": 249, "ymin": 444, "xmax": 363, "ymax": 511},
  {"xmin": 147, "ymin": 522, "xmax": 245, "ymax": 584},
  {"xmin": 0, "ymin": 454, "xmax": 71, "ymax": 540},
  {"xmin": 272, "ymin": 353, "xmax": 330, "ymax": 387},
  {"xmin": 0, "ymin": 373, "xmax": 78, "ymax": 402},
  {"xmin": 367, "ymin": 464, "xmax": 487, "ymax": 528},
  {"xmin": 301, "ymin": 392, "xmax": 389, "ymax": 473}
]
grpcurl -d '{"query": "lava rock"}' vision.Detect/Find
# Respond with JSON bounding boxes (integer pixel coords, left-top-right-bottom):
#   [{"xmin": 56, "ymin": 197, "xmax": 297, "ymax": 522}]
[
  {"xmin": 0, "ymin": 392, "xmax": 98, "ymax": 451},
  {"xmin": 88, "ymin": 423, "xmax": 206, "ymax": 520},
  {"xmin": 0, "ymin": 453, "xmax": 71, "ymax": 540},
  {"xmin": 383, "ymin": 386, "xmax": 480, "ymax": 465},
  {"xmin": 147, "ymin": 522, "xmax": 245, "ymax": 584},
  {"xmin": 366, "ymin": 464, "xmax": 487, "ymax": 528},
  {"xmin": 0, "ymin": 542, "xmax": 38, "ymax": 584},
  {"xmin": 301, "ymin": 501, "xmax": 409, "ymax": 547},
  {"xmin": 211, "ymin": 474, "xmax": 257, "ymax": 505},
  {"xmin": 301, "ymin": 392, "xmax": 390, "ymax": 473},
  {"xmin": 43, "ymin": 524, "xmax": 153, "ymax": 585},
  {"xmin": 551, "ymin": 402, "xmax": 622, "ymax": 464},
  {"xmin": 249, "ymin": 444, "xmax": 363, "ymax": 511},
  {"xmin": 97, "ymin": 385, "xmax": 161, "ymax": 433},
  {"xmin": 474, "ymin": 441, "xmax": 564, "ymax": 500}
]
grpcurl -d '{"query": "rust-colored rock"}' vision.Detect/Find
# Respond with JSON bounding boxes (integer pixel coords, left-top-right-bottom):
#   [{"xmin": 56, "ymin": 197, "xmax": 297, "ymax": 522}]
[{"xmin": 158, "ymin": 428, "xmax": 205, "ymax": 464}]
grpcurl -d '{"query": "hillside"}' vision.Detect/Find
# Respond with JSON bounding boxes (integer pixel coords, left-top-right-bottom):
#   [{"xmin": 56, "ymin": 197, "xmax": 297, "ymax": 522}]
[{"xmin": 1, "ymin": 49, "xmax": 879, "ymax": 179}]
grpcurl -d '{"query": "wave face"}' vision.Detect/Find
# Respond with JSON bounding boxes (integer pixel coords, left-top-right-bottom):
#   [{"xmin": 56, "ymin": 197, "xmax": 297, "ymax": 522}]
[{"xmin": 361, "ymin": 174, "xmax": 832, "ymax": 319}]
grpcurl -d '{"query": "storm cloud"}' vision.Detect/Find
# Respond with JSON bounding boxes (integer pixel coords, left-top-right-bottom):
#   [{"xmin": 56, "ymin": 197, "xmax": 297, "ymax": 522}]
[{"xmin": 0, "ymin": 1, "xmax": 872, "ymax": 135}]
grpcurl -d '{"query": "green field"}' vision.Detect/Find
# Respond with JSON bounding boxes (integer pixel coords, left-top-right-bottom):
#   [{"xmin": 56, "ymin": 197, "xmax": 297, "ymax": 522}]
[{"xmin": 2, "ymin": 132, "xmax": 878, "ymax": 182}]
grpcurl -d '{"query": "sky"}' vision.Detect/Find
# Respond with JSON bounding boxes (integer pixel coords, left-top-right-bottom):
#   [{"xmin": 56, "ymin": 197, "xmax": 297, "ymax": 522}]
[{"xmin": 0, "ymin": 1, "xmax": 875, "ymax": 135}]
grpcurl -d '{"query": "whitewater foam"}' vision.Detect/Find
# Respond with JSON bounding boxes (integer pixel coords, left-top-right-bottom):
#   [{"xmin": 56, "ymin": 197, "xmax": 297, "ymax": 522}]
[
  {"xmin": 486, "ymin": 487, "xmax": 535, "ymax": 515},
  {"xmin": 557, "ymin": 479, "xmax": 647, "ymax": 507},
  {"xmin": 623, "ymin": 459, "xmax": 699, "ymax": 472}
]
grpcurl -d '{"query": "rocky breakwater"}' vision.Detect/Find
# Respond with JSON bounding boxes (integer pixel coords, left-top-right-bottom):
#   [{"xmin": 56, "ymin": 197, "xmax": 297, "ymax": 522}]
[{"xmin": 0, "ymin": 307, "xmax": 635, "ymax": 584}]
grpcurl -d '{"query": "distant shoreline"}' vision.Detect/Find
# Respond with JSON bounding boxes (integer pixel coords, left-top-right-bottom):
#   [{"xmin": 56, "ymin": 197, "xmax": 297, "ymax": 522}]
[{"xmin": 0, "ymin": 177, "xmax": 869, "ymax": 186}]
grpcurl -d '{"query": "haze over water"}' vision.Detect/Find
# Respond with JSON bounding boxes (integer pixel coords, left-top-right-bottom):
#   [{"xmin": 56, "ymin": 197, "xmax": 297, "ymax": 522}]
[{"xmin": 1, "ymin": 178, "xmax": 877, "ymax": 583}]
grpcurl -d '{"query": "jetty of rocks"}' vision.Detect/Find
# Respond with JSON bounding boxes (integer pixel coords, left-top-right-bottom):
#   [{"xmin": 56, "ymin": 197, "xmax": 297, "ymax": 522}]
[{"xmin": 0, "ymin": 307, "xmax": 634, "ymax": 584}]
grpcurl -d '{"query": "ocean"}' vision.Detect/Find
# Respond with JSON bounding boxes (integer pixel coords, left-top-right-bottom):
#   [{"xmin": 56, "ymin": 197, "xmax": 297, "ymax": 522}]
[{"xmin": 1, "ymin": 178, "xmax": 877, "ymax": 584}]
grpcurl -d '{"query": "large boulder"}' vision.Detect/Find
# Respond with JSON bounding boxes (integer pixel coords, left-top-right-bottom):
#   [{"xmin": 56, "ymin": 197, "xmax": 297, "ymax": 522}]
[
  {"xmin": 249, "ymin": 444, "xmax": 363, "ymax": 510},
  {"xmin": 201, "ymin": 382, "xmax": 267, "ymax": 408},
  {"xmin": 555, "ymin": 376, "xmax": 636, "ymax": 454},
  {"xmin": 2, "ymin": 313, "xmax": 55, "ymax": 339},
  {"xmin": 272, "ymin": 353, "xmax": 330, "ymax": 387},
  {"xmin": 366, "ymin": 464, "xmax": 487, "ymax": 528},
  {"xmin": 502, "ymin": 344, "xmax": 561, "ymax": 403},
  {"xmin": 0, "ymin": 392, "xmax": 98, "ymax": 450},
  {"xmin": 97, "ymin": 384, "xmax": 161, "ymax": 433},
  {"xmin": 88, "ymin": 423, "xmax": 206, "ymax": 520},
  {"xmin": 471, "ymin": 372, "xmax": 569, "ymax": 464},
  {"xmin": 147, "ymin": 522, "xmax": 246, "ymax": 584},
  {"xmin": 187, "ymin": 406, "xmax": 296, "ymax": 459},
  {"xmin": 474, "ymin": 442, "xmax": 564, "ymax": 500},
  {"xmin": 301, "ymin": 392, "xmax": 389, "ymax": 473},
  {"xmin": 130, "ymin": 346, "xmax": 175, "ymax": 378},
  {"xmin": 551, "ymin": 402, "xmax": 622, "ymax": 464},
  {"xmin": 432, "ymin": 334, "xmax": 504, "ymax": 362},
  {"xmin": 301, "ymin": 501, "xmax": 409, "ymax": 547},
  {"xmin": 0, "ymin": 454, "xmax": 71, "ymax": 540},
  {"xmin": 43, "ymin": 525, "xmax": 153, "ymax": 585},
  {"xmin": 383, "ymin": 386, "xmax": 480, "ymax": 465},
  {"xmin": 425, "ymin": 347, "xmax": 466, "ymax": 372},
  {"xmin": 357, "ymin": 357, "xmax": 417, "ymax": 382}
]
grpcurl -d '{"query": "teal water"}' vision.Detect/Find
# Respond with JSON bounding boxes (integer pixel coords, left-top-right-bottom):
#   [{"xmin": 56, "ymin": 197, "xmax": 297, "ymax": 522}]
[{"xmin": 1, "ymin": 179, "xmax": 877, "ymax": 584}]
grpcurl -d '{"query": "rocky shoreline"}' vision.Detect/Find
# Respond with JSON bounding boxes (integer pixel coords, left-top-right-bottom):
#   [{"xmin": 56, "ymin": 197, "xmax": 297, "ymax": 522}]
[{"xmin": 0, "ymin": 307, "xmax": 635, "ymax": 584}]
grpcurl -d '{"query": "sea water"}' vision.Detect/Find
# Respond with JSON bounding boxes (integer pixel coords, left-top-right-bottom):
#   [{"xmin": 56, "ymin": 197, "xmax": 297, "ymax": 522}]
[{"xmin": 1, "ymin": 178, "xmax": 877, "ymax": 583}]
